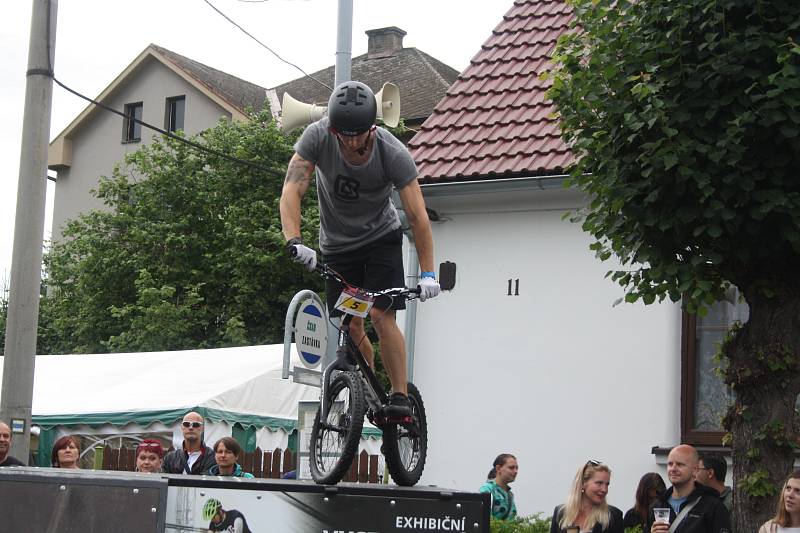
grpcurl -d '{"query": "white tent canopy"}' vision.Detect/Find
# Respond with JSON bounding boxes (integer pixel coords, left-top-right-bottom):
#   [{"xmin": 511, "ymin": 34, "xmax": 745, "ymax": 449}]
[{"xmin": 0, "ymin": 345, "xmax": 320, "ymax": 451}]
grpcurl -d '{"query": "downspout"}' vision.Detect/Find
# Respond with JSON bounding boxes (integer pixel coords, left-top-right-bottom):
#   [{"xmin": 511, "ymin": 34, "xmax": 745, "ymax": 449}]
[{"xmin": 403, "ymin": 236, "xmax": 420, "ymax": 381}]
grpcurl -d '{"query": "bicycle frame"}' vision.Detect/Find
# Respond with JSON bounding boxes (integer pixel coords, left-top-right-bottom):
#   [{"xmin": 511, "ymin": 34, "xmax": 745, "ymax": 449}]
[
  {"xmin": 315, "ymin": 264, "xmax": 419, "ymax": 422},
  {"xmin": 319, "ymin": 313, "xmax": 387, "ymax": 421}
]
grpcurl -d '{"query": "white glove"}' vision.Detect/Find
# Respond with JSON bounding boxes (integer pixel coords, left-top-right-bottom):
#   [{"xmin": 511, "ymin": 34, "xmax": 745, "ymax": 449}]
[
  {"xmin": 418, "ymin": 276, "xmax": 441, "ymax": 302},
  {"xmin": 290, "ymin": 243, "xmax": 317, "ymax": 271}
]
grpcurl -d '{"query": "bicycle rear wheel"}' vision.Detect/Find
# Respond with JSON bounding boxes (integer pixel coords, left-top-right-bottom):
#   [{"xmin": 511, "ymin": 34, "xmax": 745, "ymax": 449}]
[
  {"xmin": 310, "ymin": 371, "xmax": 366, "ymax": 484},
  {"xmin": 382, "ymin": 382, "xmax": 427, "ymax": 486}
]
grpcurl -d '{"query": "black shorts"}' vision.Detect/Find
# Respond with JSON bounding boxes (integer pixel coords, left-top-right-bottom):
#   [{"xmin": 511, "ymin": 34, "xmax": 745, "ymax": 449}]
[{"xmin": 323, "ymin": 228, "xmax": 406, "ymax": 316}]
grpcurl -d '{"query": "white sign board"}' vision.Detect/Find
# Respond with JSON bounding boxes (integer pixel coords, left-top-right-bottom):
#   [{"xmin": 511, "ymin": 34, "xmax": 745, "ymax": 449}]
[{"xmin": 294, "ymin": 299, "xmax": 327, "ymax": 369}]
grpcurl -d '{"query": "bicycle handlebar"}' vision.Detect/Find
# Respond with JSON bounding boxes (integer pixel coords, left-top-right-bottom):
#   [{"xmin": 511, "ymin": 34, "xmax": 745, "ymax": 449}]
[{"xmin": 289, "ymin": 244, "xmax": 422, "ymax": 300}]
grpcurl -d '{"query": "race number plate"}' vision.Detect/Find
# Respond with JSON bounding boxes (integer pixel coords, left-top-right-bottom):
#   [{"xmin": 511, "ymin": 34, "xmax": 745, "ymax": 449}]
[{"xmin": 334, "ymin": 287, "xmax": 374, "ymax": 318}]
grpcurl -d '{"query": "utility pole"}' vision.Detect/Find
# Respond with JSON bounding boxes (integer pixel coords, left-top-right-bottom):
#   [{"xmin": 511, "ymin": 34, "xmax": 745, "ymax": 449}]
[
  {"xmin": 334, "ymin": 0, "xmax": 353, "ymax": 86},
  {"xmin": 0, "ymin": 0, "xmax": 57, "ymax": 462}
]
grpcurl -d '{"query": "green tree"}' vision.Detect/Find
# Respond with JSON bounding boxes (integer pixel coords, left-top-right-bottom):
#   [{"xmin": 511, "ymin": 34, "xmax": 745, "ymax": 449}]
[
  {"xmin": 39, "ymin": 109, "xmax": 322, "ymax": 353},
  {"xmin": 547, "ymin": 1, "xmax": 800, "ymax": 530}
]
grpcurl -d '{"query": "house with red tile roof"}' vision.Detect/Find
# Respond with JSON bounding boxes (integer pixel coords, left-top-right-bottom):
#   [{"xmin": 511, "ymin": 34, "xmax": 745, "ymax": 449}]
[{"xmin": 402, "ymin": 0, "xmax": 735, "ymax": 514}]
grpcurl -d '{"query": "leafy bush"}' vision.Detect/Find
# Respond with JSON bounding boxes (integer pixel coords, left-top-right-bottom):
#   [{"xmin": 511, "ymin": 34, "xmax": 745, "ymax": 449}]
[{"xmin": 490, "ymin": 513, "xmax": 551, "ymax": 533}]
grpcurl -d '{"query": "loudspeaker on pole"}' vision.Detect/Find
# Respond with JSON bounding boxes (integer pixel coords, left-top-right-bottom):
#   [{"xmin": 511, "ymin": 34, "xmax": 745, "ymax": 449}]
[
  {"xmin": 280, "ymin": 82, "xmax": 402, "ymax": 131},
  {"xmin": 280, "ymin": 92, "xmax": 327, "ymax": 132},
  {"xmin": 375, "ymin": 82, "xmax": 400, "ymax": 128}
]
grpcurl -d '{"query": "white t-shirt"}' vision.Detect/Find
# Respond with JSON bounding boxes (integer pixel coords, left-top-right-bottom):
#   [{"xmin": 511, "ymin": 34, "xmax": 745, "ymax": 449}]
[{"xmin": 186, "ymin": 450, "xmax": 201, "ymax": 472}]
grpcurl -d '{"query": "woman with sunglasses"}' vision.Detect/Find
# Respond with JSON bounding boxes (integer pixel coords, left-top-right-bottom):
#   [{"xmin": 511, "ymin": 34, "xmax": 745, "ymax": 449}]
[
  {"xmin": 135, "ymin": 439, "xmax": 165, "ymax": 473},
  {"xmin": 623, "ymin": 472, "xmax": 666, "ymax": 531},
  {"xmin": 550, "ymin": 460, "xmax": 624, "ymax": 533},
  {"xmin": 51, "ymin": 435, "xmax": 81, "ymax": 469},
  {"xmin": 760, "ymin": 469, "xmax": 800, "ymax": 533},
  {"xmin": 162, "ymin": 411, "xmax": 217, "ymax": 475}
]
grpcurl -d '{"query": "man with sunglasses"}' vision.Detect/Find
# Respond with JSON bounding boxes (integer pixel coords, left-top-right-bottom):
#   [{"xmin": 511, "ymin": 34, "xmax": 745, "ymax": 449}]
[
  {"xmin": 162, "ymin": 411, "xmax": 216, "ymax": 475},
  {"xmin": 280, "ymin": 80, "xmax": 440, "ymax": 419}
]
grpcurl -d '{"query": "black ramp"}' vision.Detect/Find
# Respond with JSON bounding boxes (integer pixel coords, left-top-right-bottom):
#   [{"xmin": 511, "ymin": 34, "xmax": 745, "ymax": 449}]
[{"xmin": 0, "ymin": 468, "xmax": 168, "ymax": 533}]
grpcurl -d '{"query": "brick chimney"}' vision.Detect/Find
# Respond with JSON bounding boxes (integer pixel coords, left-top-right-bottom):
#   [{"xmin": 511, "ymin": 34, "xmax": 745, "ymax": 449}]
[{"xmin": 366, "ymin": 27, "xmax": 407, "ymax": 59}]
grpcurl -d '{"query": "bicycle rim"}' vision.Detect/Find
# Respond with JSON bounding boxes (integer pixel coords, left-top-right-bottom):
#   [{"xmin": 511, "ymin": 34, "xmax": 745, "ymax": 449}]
[
  {"xmin": 310, "ymin": 371, "xmax": 365, "ymax": 484},
  {"xmin": 382, "ymin": 382, "xmax": 427, "ymax": 486}
]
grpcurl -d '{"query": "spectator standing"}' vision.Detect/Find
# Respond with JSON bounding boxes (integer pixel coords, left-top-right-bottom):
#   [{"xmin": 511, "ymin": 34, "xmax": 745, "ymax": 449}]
[
  {"xmin": 624, "ymin": 473, "xmax": 666, "ymax": 531},
  {"xmin": 208, "ymin": 437, "xmax": 254, "ymax": 478},
  {"xmin": 479, "ymin": 453, "xmax": 518, "ymax": 520},
  {"xmin": 759, "ymin": 470, "xmax": 800, "ymax": 533},
  {"xmin": 162, "ymin": 411, "xmax": 216, "ymax": 474},
  {"xmin": 550, "ymin": 460, "xmax": 624, "ymax": 533},
  {"xmin": 51, "ymin": 435, "xmax": 80, "ymax": 469},
  {"xmin": 696, "ymin": 453, "xmax": 732, "ymax": 512},
  {"xmin": 646, "ymin": 445, "xmax": 730, "ymax": 533},
  {"xmin": 0, "ymin": 421, "xmax": 25, "ymax": 467},
  {"xmin": 135, "ymin": 439, "xmax": 165, "ymax": 473}
]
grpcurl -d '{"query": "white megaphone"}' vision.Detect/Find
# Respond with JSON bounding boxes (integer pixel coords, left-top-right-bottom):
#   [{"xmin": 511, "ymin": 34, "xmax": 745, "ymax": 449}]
[
  {"xmin": 375, "ymin": 82, "xmax": 401, "ymax": 128},
  {"xmin": 280, "ymin": 92, "xmax": 327, "ymax": 132}
]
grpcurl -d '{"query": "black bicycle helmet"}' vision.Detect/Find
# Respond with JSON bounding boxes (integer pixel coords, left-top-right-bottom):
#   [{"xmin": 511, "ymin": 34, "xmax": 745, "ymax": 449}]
[{"xmin": 327, "ymin": 81, "xmax": 377, "ymax": 136}]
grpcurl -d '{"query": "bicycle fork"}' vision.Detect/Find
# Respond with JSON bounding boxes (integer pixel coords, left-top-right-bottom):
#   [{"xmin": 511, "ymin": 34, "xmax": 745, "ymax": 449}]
[{"xmin": 319, "ymin": 327, "xmax": 356, "ymax": 420}]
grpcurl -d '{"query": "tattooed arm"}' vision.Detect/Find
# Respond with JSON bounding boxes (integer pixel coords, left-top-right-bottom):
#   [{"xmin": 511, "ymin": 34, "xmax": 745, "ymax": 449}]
[{"xmin": 280, "ymin": 153, "xmax": 315, "ymax": 241}]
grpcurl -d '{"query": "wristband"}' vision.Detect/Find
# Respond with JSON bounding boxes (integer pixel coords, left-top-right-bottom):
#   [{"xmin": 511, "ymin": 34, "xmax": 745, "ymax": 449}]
[
  {"xmin": 420, "ymin": 271, "xmax": 436, "ymax": 279},
  {"xmin": 286, "ymin": 237, "xmax": 303, "ymax": 247}
]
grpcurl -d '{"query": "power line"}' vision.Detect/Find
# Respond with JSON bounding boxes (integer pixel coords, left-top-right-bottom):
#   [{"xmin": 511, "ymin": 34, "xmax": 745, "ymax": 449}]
[
  {"xmin": 51, "ymin": 77, "xmax": 285, "ymax": 178},
  {"xmin": 202, "ymin": 0, "xmax": 333, "ymax": 92},
  {"xmin": 43, "ymin": 0, "xmax": 284, "ymax": 177}
]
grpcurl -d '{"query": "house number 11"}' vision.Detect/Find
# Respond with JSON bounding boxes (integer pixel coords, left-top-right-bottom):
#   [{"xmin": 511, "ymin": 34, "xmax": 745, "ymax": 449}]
[{"xmin": 507, "ymin": 279, "xmax": 520, "ymax": 296}]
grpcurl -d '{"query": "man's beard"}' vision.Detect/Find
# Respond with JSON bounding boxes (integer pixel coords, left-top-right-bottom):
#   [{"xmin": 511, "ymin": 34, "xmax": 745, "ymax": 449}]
[{"xmin": 355, "ymin": 134, "xmax": 370, "ymax": 156}]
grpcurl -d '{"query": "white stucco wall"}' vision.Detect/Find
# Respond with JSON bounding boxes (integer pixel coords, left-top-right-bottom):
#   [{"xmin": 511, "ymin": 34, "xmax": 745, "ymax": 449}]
[
  {"xmin": 410, "ymin": 183, "xmax": 682, "ymax": 517},
  {"xmin": 50, "ymin": 56, "xmax": 234, "ymax": 243}
]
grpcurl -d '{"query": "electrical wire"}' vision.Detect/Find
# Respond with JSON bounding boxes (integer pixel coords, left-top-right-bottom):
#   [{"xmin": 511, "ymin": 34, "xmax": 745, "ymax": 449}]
[
  {"xmin": 42, "ymin": 0, "xmax": 284, "ymax": 177},
  {"xmin": 51, "ymin": 78, "xmax": 285, "ymax": 178},
  {"xmin": 202, "ymin": 0, "xmax": 333, "ymax": 92}
]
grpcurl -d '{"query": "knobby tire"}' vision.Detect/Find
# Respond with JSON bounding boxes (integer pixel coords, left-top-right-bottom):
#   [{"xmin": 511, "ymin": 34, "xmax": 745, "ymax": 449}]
[
  {"xmin": 382, "ymin": 382, "xmax": 428, "ymax": 486},
  {"xmin": 309, "ymin": 371, "xmax": 366, "ymax": 485}
]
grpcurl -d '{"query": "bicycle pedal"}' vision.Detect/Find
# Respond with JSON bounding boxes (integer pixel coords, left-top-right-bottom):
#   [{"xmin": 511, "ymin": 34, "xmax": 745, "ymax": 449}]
[{"xmin": 385, "ymin": 414, "xmax": 414, "ymax": 426}]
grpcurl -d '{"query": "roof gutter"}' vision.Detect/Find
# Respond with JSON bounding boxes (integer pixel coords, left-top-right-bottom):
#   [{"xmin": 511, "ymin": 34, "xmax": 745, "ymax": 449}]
[{"xmin": 419, "ymin": 174, "xmax": 570, "ymax": 197}]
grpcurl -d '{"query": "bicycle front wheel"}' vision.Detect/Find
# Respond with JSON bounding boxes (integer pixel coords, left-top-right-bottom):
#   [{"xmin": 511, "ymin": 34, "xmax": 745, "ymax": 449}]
[
  {"xmin": 382, "ymin": 382, "xmax": 427, "ymax": 486},
  {"xmin": 309, "ymin": 371, "xmax": 366, "ymax": 485}
]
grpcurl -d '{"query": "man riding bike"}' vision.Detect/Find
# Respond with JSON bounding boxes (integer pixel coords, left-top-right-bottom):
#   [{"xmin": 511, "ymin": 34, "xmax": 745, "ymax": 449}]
[{"xmin": 279, "ymin": 80, "xmax": 440, "ymax": 419}]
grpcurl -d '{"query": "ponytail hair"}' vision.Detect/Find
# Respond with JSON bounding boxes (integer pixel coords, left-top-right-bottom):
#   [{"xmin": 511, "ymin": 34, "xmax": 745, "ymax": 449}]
[{"xmin": 489, "ymin": 453, "xmax": 516, "ymax": 480}]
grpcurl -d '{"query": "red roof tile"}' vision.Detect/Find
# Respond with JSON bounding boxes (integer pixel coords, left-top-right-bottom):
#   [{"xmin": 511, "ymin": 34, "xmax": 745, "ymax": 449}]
[{"xmin": 409, "ymin": 0, "xmax": 575, "ymax": 182}]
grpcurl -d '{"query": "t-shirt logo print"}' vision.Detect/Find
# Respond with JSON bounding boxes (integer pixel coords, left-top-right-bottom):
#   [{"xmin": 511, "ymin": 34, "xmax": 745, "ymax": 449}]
[{"xmin": 334, "ymin": 174, "xmax": 360, "ymax": 202}]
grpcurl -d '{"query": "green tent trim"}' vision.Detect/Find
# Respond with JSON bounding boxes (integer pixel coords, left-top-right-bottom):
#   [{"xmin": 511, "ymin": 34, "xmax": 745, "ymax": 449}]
[{"xmin": 32, "ymin": 407, "xmax": 297, "ymax": 432}]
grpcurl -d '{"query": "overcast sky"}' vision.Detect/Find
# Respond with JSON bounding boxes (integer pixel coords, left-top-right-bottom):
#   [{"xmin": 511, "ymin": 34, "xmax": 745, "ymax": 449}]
[{"xmin": 0, "ymin": 0, "xmax": 511, "ymax": 282}]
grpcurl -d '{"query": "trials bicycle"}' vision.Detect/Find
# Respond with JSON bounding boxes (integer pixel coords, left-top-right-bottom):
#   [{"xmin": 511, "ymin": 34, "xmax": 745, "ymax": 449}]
[{"xmin": 295, "ymin": 257, "xmax": 450, "ymax": 486}]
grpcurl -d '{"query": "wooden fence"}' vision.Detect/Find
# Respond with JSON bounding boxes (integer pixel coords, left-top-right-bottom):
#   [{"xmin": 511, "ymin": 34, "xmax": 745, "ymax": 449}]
[{"xmin": 99, "ymin": 446, "xmax": 382, "ymax": 483}]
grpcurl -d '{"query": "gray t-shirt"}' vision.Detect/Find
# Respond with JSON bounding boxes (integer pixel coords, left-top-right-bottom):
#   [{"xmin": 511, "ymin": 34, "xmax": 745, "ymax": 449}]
[{"xmin": 294, "ymin": 118, "xmax": 418, "ymax": 254}]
